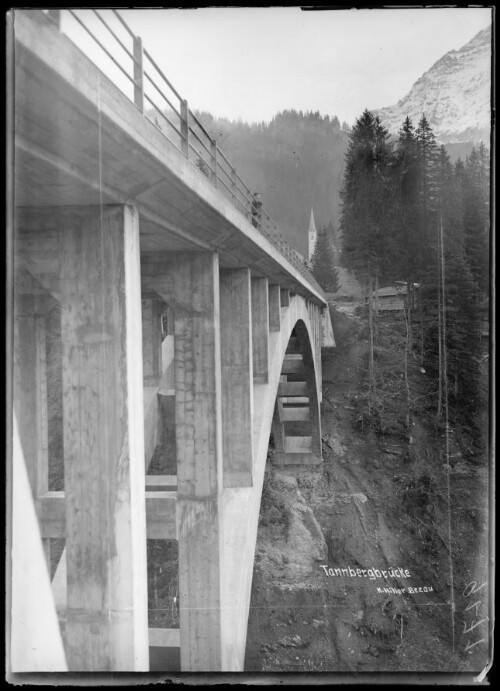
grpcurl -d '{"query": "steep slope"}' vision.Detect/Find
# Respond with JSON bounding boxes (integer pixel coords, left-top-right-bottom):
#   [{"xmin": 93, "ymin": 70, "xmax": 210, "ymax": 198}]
[{"xmin": 375, "ymin": 26, "xmax": 491, "ymax": 144}]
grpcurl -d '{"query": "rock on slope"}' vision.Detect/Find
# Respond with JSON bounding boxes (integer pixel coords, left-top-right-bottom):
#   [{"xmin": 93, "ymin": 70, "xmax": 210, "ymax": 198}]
[{"xmin": 375, "ymin": 25, "xmax": 491, "ymax": 143}]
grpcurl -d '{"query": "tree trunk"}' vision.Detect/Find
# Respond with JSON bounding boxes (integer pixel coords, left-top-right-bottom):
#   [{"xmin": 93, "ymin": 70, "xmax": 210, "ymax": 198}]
[
  {"xmin": 368, "ymin": 277, "xmax": 376, "ymax": 390},
  {"xmin": 437, "ymin": 226, "xmax": 443, "ymax": 420}
]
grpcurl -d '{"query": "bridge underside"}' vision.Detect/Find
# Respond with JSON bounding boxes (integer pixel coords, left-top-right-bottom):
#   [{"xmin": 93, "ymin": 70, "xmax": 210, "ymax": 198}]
[{"xmin": 10, "ymin": 10, "xmax": 335, "ymax": 674}]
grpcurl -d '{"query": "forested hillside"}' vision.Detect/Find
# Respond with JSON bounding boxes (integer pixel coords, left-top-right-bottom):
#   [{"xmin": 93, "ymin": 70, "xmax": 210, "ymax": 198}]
[
  {"xmin": 340, "ymin": 109, "xmax": 490, "ymax": 449},
  {"xmin": 195, "ymin": 110, "xmax": 349, "ymax": 255}
]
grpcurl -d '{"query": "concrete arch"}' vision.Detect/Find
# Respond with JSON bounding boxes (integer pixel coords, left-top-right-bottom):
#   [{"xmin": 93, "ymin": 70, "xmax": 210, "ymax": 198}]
[{"xmin": 220, "ymin": 294, "xmax": 323, "ymax": 670}]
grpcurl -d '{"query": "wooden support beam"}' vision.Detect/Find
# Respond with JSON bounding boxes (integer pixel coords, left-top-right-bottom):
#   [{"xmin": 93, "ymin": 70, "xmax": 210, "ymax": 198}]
[
  {"xmin": 278, "ymin": 381, "xmax": 308, "ymax": 397},
  {"xmin": 280, "ymin": 288, "xmax": 290, "ymax": 307},
  {"xmin": 251, "ymin": 277, "xmax": 269, "ymax": 384},
  {"xmin": 285, "ymin": 436, "xmax": 312, "ymax": 453},
  {"xmin": 268, "ymin": 284, "xmax": 281, "ymax": 332},
  {"xmin": 281, "ymin": 358, "xmax": 304, "ymax": 375},
  {"xmin": 220, "ymin": 268, "xmax": 253, "ymax": 487},
  {"xmin": 37, "ymin": 492, "xmax": 177, "ymax": 540},
  {"xmin": 146, "ymin": 475, "xmax": 178, "ymax": 488},
  {"xmin": 281, "ymin": 407, "xmax": 310, "ymax": 422},
  {"xmin": 273, "ymin": 452, "xmax": 322, "ymax": 466},
  {"xmin": 59, "ymin": 204, "xmax": 148, "ymax": 671},
  {"xmin": 149, "ymin": 628, "xmax": 180, "ymax": 648}
]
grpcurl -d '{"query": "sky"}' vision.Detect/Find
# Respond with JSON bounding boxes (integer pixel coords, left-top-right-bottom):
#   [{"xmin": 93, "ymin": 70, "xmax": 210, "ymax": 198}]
[{"xmin": 62, "ymin": 7, "xmax": 492, "ymax": 127}]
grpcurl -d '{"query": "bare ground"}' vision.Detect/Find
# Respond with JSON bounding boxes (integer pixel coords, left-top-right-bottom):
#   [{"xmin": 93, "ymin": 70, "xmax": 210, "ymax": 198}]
[{"xmin": 244, "ymin": 310, "xmax": 491, "ymax": 675}]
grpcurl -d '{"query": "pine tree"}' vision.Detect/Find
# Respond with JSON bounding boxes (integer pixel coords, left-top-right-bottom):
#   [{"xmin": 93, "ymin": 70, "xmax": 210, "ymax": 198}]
[
  {"xmin": 463, "ymin": 145, "xmax": 490, "ymax": 297},
  {"xmin": 311, "ymin": 226, "xmax": 339, "ymax": 293},
  {"xmin": 340, "ymin": 109, "xmax": 394, "ymax": 387}
]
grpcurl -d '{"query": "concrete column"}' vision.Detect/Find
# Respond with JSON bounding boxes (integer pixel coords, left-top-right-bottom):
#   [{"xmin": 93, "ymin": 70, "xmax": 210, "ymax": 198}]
[
  {"xmin": 169, "ymin": 252, "xmax": 224, "ymax": 671},
  {"xmin": 268, "ymin": 284, "xmax": 281, "ymax": 332},
  {"xmin": 13, "ymin": 289, "xmax": 52, "ymax": 565},
  {"xmin": 142, "ymin": 297, "xmax": 162, "ymax": 384},
  {"xmin": 13, "ymin": 291, "xmax": 38, "ymax": 494},
  {"xmin": 251, "ymin": 277, "xmax": 269, "ymax": 384},
  {"xmin": 59, "ymin": 205, "xmax": 148, "ymax": 671},
  {"xmin": 280, "ymin": 288, "xmax": 290, "ymax": 307},
  {"xmin": 220, "ymin": 268, "xmax": 253, "ymax": 487},
  {"xmin": 271, "ymin": 399, "xmax": 285, "ymax": 452}
]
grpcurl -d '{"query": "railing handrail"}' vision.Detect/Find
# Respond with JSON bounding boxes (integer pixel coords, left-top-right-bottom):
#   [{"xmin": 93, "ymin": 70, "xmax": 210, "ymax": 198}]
[{"xmin": 41, "ymin": 8, "xmax": 324, "ymax": 297}]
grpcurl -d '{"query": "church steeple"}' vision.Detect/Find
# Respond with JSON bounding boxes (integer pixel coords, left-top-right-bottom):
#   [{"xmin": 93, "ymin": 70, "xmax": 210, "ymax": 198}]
[{"xmin": 308, "ymin": 208, "xmax": 317, "ymax": 262}]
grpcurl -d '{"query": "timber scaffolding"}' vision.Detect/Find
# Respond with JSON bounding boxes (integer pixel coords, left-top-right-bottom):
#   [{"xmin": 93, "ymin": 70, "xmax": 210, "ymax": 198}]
[{"xmin": 41, "ymin": 9, "xmax": 321, "ymax": 292}]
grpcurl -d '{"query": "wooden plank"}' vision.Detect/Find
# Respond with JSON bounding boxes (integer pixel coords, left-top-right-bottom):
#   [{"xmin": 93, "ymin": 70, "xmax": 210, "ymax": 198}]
[
  {"xmin": 37, "ymin": 492, "xmax": 177, "ymax": 541},
  {"xmin": 281, "ymin": 358, "xmax": 304, "ymax": 375},
  {"xmin": 146, "ymin": 475, "xmax": 178, "ymax": 487},
  {"xmin": 281, "ymin": 407, "xmax": 310, "ymax": 422},
  {"xmin": 268, "ymin": 284, "xmax": 281, "ymax": 332},
  {"xmin": 278, "ymin": 382, "xmax": 308, "ymax": 397},
  {"xmin": 285, "ymin": 436, "xmax": 312, "ymax": 453},
  {"xmin": 149, "ymin": 628, "xmax": 180, "ymax": 648},
  {"xmin": 59, "ymin": 204, "xmax": 148, "ymax": 671},
  {"xmin": 220, "ymin": 268, "xmax": 253, "ymax": 487},
  {"xmin": 251, "ymin": 277, "xmax": 269, "ymax": 383},
  {"xmin": 273, "ymin": 452, "xmax": 322, "ymax": 466}
]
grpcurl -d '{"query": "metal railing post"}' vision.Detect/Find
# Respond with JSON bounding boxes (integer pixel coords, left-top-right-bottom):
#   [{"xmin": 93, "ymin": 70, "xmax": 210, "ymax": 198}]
[
  {"xmin": 180, "ymin": 100, "xmax": 189, "ymax": 158},
  {"xmin": 210, "ymin": 139, "xmax": 218, "ymax": 188},
  {"xmin": 133, "ymin": 35, "xmax": 144, "ymax": 113},
  {"xmin": 231, "ymin": 168, "xmax": 237, "ymax": 203}
]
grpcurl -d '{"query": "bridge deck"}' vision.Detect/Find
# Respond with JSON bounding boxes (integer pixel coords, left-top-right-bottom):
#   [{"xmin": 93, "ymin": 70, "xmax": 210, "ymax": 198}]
[{"xmin": 13, "ymin": 10, "xmax": 326, "ymax": 307}]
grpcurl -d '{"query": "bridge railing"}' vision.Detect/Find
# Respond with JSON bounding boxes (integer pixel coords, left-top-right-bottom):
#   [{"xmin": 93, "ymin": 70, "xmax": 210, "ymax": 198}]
[{"xmin": 41, "ymin": 9, "xmax": 324, "ymax": 295}]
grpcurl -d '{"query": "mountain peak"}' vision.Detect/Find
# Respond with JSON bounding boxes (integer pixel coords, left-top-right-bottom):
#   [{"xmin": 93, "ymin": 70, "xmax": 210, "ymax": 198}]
[{"xmin": 374, "ymin": 24, "xmax": 491, "ymax": 144}]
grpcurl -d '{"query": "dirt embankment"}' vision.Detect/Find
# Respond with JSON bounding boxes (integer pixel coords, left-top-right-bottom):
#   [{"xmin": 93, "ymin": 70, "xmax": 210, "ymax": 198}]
[{"xmin": 245, "ymin": 309, "xmax": 490, "ymax": 674}]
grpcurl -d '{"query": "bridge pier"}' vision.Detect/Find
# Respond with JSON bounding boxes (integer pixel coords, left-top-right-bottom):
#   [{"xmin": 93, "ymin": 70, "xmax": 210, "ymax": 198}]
[
  {"xmin": 251, "ymin": 277, "xmax": 269, "ymax": 384},
  {"xmin": 143, "ymin": 251, "xmax": 225, "ymax": 671},
  {"xmin": 59, "ymin": 204, "xmax": 149, "ymax": 670},
  {"xmin": 220, "ymin": 268, "xmax": 254, "ymax": 488}
]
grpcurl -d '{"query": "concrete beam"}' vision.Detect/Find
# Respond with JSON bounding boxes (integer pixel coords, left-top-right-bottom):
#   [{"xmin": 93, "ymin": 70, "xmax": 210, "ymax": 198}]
[
  {"xmin": 59, "ymin": 204, "xmax": 148, "ymax": 671},
  {"xmin": 280, "ymin": 288, "xmax": 290, "ymax": 307},
  {"xmin": 220, "ymin": 268, "xmax": 253, "ymax": 487},
  {"xmin": 251, "ymin": 277, "xmax": 269, "ymax": 384},
  {"xmin": 268, "ymin": 284, "xmax": 281, "ymax": 332}
]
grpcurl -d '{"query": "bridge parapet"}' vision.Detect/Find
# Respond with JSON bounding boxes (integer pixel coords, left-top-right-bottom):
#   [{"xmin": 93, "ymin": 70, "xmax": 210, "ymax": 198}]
[{"xmin": 37, "ymin": 9, "xmax": 322, "ymax": 294}]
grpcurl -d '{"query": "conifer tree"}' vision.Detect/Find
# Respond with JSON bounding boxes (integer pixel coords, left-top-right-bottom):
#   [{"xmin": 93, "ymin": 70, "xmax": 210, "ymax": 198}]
[
  {"xmin": 340, "ymin": 109, "xmax": 393, "ymax": 387},
  {"xmin": 311, "ymin": 226, "xmax": 339, "ymax": 293},
  {"xmin": 463, "ymin": 145, "xmax": 490, "ymax": 297}
]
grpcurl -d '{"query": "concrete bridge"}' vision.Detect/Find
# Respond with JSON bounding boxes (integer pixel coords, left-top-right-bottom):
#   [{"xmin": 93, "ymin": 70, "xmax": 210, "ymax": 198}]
[{"xmin": 8, "ymin": 10, "xmax": 335, "ymax": 673}]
